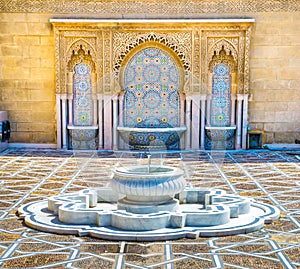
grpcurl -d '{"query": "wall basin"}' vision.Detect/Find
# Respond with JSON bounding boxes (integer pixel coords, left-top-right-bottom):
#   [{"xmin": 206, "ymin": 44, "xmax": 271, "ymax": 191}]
[
  {"xmin": 67, "ymin": 125, "xmax": 98, "ymax": 150},
  {"xmin": 205, "ymin": 126, "xmax": 236, "ymax": 141},
  {"xmin": 117, "ymin": 126, "xmax": 187, "ymax": 150}
]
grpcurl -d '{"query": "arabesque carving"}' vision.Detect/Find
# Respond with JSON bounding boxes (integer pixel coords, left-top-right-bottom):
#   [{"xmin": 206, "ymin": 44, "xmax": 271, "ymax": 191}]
[
  {"xmin": 67, "ymin": 45, "xmax": 95, "ymax": 72},
  {"xmin": 52, "ymin": 20, "xmax": 252, "ymax": 95},
  {"xmin": 2, "ymin": 0, "xmax": 299, "ymax": 13},
  {"xmin": 209, "ymin": 46, "xmax": 237, "ymax": 73},
  {"xmin": 113, "ymin": 32, "xmax": 192, "ymax": 77}
]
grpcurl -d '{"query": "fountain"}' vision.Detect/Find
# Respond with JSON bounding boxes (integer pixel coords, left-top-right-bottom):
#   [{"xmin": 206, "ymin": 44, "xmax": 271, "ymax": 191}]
[
  {"xmin": 205, "ymin": 60, "xmax": 237, "ymax": 150},
  {"xmin": 18, "ymin": 152, "xmax": 280, "ymax": 241}
]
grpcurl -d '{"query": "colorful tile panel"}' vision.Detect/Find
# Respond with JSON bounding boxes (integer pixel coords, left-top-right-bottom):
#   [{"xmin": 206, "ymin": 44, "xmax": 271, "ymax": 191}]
[
  {"xmin": 210, "ymin": 63, "xmax": 231, "ymax": 127},
  {"xmin": 123, "ymin": 47, "xmax": 180, "ymax": 128},
  {"xmin": 73, "ymin": 63, "xmax": 93, "ymax": 126}
]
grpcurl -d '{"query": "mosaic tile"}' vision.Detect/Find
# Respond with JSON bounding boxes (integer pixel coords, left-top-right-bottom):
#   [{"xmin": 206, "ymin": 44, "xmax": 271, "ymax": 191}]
[
  {"xmin": 73, "ymin": 63, "xmax": 93, "ymax": 126},
  {"xmin": 123, "ymin": 47, "xmax": 180, "ymax": 128},
  {"xmin": 211, "ymin": 63, "xmax": 231, "ymax": 127}
]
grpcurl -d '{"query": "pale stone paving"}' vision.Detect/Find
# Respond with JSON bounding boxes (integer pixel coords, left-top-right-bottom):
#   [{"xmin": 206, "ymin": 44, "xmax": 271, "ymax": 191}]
[{"xmin": 0, "ymin": 148, "xmax": 299, "ymax": 268}]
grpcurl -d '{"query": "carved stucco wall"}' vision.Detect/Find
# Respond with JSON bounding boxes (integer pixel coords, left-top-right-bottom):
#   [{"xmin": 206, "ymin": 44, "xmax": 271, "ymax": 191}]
[
  {"xmin": 0, "ymin": 0, "xmax": 300, "ymax": 145},
  {"xmin": 52, "ymin": 21, "xmax": 252, "ymax": 96}
]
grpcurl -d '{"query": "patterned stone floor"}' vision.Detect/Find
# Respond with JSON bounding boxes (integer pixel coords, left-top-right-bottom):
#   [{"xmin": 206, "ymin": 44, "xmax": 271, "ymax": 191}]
[{"xmin": 0, "ymin": 148, "xmax": 299, "ymax": 268}]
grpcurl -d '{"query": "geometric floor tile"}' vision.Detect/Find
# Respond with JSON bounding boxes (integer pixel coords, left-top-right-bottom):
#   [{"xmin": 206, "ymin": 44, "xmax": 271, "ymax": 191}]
[{"xmin": 0, "ymin": 148, "xmax": 299, "ymax": 268}]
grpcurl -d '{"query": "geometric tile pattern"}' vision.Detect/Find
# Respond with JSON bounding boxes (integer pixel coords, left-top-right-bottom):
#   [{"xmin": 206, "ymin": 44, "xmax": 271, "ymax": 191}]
[
  {"xmin": 206, "ymin": 63, "xmax": 235, "ymax": 150},
  {"xmin": 211, "ymin": 63, "xmax": 231, "ymax": 127},
  {"xmin": 0, "ymin": 148, "xmax": 299, "ymax": 268},
  {"xmin": 73, "ymin": 62, "xmax": 93, "ymax": 126},
  {"xmin": 123, "ymin": 47, "xmax": 180, "ymax": 128}
]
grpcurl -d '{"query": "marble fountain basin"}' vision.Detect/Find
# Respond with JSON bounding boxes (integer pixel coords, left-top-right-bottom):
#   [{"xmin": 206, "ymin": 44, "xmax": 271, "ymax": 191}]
[
  {"xmin": 111, "ymin": 165, "xmax": 186, "ymax": 214},
  {"xmin": 117, "ymin": 126, "xmax": 187, "ymax": 150}
]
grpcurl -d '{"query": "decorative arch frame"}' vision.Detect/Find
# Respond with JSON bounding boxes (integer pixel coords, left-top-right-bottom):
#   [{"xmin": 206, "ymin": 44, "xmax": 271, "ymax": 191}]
[
  {"xmin": 208, "ymin": 39, "xmax": 238, "ymax": 65},
  {"xmin": 208, "ymin": 44, "xmax": 238, "ymax": 95},
  {"xmin": 67, "ymin": 41, "xmax": 96, "ymax": 73},
  {"xmin": 113, "ymin": 32, "xmax": 192, "ymax": 79},
  {"xmin": 119, "ymin": 41, "xmax": 185, "ymax": 91},
  {"xmin": 67, "ymin": 39, "xmax": 97, "ymax": 68}
]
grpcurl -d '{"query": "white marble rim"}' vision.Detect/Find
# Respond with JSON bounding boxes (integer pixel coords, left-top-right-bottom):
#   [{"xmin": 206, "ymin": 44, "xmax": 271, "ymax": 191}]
[
  {"xmin": 67, "ymin": 125, "xmax": 99, "ymax": 130},
  {"xmin": 205, "ymin": 126, "xmax": 236, "ymax": 130},
  {"xmin": 50, "ymin": 18, "xmax": 255, "ymax": 24},
  {"xmin": 112, "ymin": 165, "xmax": 184, "ymax": 176},
  {"xmin": 117, "ymin": 126, "xmax": 187, "ymax": 132}
]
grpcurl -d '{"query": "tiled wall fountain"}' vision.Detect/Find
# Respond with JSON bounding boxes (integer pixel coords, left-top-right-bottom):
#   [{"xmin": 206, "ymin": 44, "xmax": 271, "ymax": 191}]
[
  {"xmin": 66, "ymin": 48, "xmax": 98, "ymax": 150},
  {"xmin": 52, "ymin": 19, "xmax": 252, "ymax": 150},
  {"xmin": 117, "ymin": 47, "xmax": 186, "ymax": 150}
]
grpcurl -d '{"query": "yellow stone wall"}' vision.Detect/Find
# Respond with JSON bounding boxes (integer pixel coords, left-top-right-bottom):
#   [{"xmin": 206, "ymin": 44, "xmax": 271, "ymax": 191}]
[
  {"xmin": 249, "ymin": 13, "xmax": 300, "ymax": 143},
  {"xmin": 0, "ymin": 13, "xmax": 55, "ymax": 144},
  {"xmin": 0, "ymin": 6, "xmax": 299, "ymax": 145}
]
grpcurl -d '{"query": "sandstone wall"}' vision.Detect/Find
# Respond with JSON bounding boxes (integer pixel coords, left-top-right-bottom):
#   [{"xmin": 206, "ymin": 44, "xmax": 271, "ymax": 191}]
[
  {"xmin": 249, "ymin": 13, "xmax": 300, "ymax": 143},
  {"xmin": 0, "ymin": 2, "xmax": 299, "ymax": 145},
  {"xmin": 0, "ymin": 13, "xmax": 55, "ymax": 144}
]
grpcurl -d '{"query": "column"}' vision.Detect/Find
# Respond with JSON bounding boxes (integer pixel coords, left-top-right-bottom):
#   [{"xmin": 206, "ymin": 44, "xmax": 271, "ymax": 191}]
[
  {"xmin": 185, "ymin": 96, "xmax": 192, "ymax": 150},
  {"xmin": 103, "ymin": 95, "xmax": 112, "ymax": 150},
  {"xmin": 235, "ymin": 94, "xmax": 244, "ymax": 150},
  {"xmin": 112, "ymin": 95, "xmax": 118, "ymax": 150},
  {"xmin": 67, "ymin": 71, "xmax": 73, "ymax": 127},
  {"xmin": 98, "ymin": 94, "xmax": 103, "ymax": 149},
  {"xmin": 92, "ymin": 73, "xmax": 98, "ymax": 126},
  {"xmin": 61, "ymin": 94, "xmax": 68, "ymax": 149},
  {"xmin": 179, "ymin": 92, "xmax": 186, "ymax": 127},
  {"xmin": 206, "ymin": 94, "xmax": 212, "ymax": 126},
  {"xmin": 230, "ymin": 94, "xmax": 237, "ymax": 126},
  {"xmin": 56, "ymin": 94, "xmax": 62, "ymax": 149},
  {"xmin": 191, "ymin": 95, "xmax": 200, "ymax": 149},
  {"xmin": 242, "ymin": 94, "xmax": 249, "ymax": 149},
  {"xmin": 200, "ymin": 94, "xmax": 207, "ymax": 150},
  {"xmin": 118, "ymin": 92, "xmax": 125, "ymax": 149},
  {"xmin": 93, "ymin": 95, "xmax": 97, "ymax": 126},
  {"xmin": 67, "ymin": 94, "xmax": 73, "ymax": 126}
]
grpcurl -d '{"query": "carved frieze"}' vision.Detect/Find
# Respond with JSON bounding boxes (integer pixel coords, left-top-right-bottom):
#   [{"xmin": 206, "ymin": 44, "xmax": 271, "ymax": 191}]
[{"xmin": 2, "ymin": 0, "xmax": 299, "ymax": 14}]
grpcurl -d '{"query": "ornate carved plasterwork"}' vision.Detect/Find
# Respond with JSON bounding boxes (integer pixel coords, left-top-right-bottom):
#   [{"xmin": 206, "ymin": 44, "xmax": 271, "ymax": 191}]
[
  {"xmin": 52, "ymin": 21, "xmax": 252, "ymax": 95},
  {"xmin": 103, "ymin": 30, "xmax": 112, "ymax": 93},
  {"xmin": 67, "ymin": 46, "xmax": 95, "ymax": 72},
  {"xmin": 209, "ymin": 47, "xmax": 237, "ymax": 73},
  {"xmin": 2, "ymin": 0, "xmax": 299, "ymax": 13},
  {"xmin": 112, "ymin": 32, "xmax": 192, "ymax": 77},
  {"xmin": 53, "ymin": 30, "xmax": 99, "ymax": 94},
  {"xmin": 202, "ymin": 26, "xmax": 251, "ymax": 94},
  {"xmin": 208, "ymin": 38, "xmax": 239, "ymax": 64}
]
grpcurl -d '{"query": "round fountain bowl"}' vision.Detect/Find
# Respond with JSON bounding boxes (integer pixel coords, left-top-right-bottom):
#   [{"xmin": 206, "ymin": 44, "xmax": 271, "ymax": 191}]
[{"xmin": 111, "ymin": 165, "xmax": 186, "ymax": 204}]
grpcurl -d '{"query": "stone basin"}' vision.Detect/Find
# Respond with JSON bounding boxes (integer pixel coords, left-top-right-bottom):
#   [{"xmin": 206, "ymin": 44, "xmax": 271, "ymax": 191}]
[
  {"xmin": 205, "ymin": 126, "xmax": 236, "ymax": 141},
  {"xmin": 111, "ymin": 165, "xmax": 186, "ymax": 213},
  {"xmin": 117, "ymin": 126, "xmax": 187, "ymax": 150},
  {"xmin": 67, "ymin": 125, "xmax": 98, "ymax": 149}
]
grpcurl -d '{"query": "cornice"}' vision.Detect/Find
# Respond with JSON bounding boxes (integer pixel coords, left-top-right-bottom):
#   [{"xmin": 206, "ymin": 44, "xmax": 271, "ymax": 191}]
[{"xmin": 1, "ymin": 0, "xmax": 299, "ymax": 14}]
